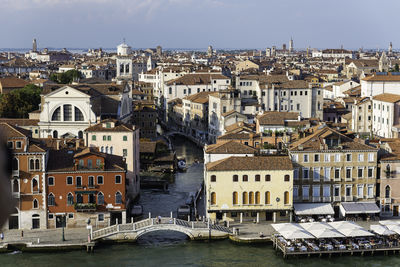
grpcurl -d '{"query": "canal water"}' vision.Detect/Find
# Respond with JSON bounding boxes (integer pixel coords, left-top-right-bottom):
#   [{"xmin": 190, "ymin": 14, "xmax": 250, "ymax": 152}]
[{"xmin": 1, "ymin": 135, "xmax": 400, "ymax": 266}]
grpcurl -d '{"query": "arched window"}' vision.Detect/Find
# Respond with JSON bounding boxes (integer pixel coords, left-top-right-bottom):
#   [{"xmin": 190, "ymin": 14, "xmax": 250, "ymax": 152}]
[
  {"xmin": 30, "ymin": 159, "xmax": 35, "ymax": 170},
  {"xmin": 284, "ymin": 191, "xmax": 289, "ymax": 205},
  {"xmin": 106, "ymin": 146, "xmax": 109, "ymax": 154},
  {"xmin": 211, "ymin": 175, "xmax": 216, "ymax": 182},
  {"xmin": 33, "ymin": 199, "xmax": 38, "ymax": 209},
  {"xmin": 51, "ymin": 107, "xmax": 61, "ymax": 121},
  {"xmin": 284, "ymin": 175, "xmax": 290, "ymax": 182},
  {"xmin": 48, "ymin": 193, "xmax": 55, "ymax": 206},
  {"xmin": 63, "ymin": 104, "xmax": 72, "ymax": 121},
  {"xmin": 32, "ymin": 178, "xmax": 38, "ymax": 193},
  {"xmin": 242, "ymin": 192, "xmax": 248, "ymax": 204},
  {"xmin": 67, "ymin": 193, "xmax": 74, "ymax": 206},
  {"xmin": 249, "ymin": 192, "xmax": 254, "ymax": 204},
  {"xmin": 35, "ymin": 159, "xmax": 40, "ymax": 170},
  {"xmin": 265, "ymin": 191, "xmax": 271, "ymax": 204},
  {"xmin": 255, "ymin": 191, "xmax": 260, "ymax": 204},
  {"xmin": 13, "ymin": 179, "xmax": 19, "ymax": 193},
  {"xmin": 233, "ymin": 192, "xmax": 238, "ymax": 205},
  {"xmin": 98, "ymin": 192, "xmax": 104, "ymax": 205},
  {"xmin": 211, "ymin": 192, "xmax": 216, "ymax": 205},
  {"xmin": 74, "ymin": 107, "xmax": 84, "ymax": 121},
  {"xmin": 53, "ymin": 130, "xmax": 58, "ymax": 138},
  {"xmin": 78, "ymin": 131, "xmax": 83, "ymax": 139},
  {"xmin": 385, "ymin": 185, "xmax": 391, "ymax": 198},
  {"xmin": 233, "ymin": 175, "xmax": 238, "ymax": 182},
  {"xmin": 110, "ymin": 146, "xmax": 113, "ymax": 155},
  {"xmin": 76, "ymin": 193, "xmax": 83, "ymax": 204},
  {"xmin": 12, "ymin": 158, "xmax": 18, "ymax": 171},
  {"xmin": 115, "ymin": 192, "xmax": 122, "ymax": 204}
]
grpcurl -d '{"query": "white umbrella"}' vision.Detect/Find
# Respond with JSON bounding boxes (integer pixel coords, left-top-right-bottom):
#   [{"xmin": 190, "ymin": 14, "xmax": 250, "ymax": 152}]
[
  {"xmin": 379, "ymin": 220, "xmax": 400, "ymax": 226},
  {"xmin": 370, "ymin": 225, "xmax": 396, "ymax": 236},
  {"xmin": 301, "ymin": 222, "xmax": 333, "ymax": 231},
  {"xmin": 280, "ymin": 229, "xmax": 315, "ymax": 240},
  {"xmin": 338, "ymin": 228, "xmax": 374, "ymax": 237},
  {"xmin": 328, "ymin": 221, "xmax": 362, "ymax": 230},
  {"xmin": 271, "ymin": 223, "xmax": 303, "ymax": 232},
  {"xmin": 308, "ymin": 228, "xmax": 345, "ymax": 238},
  {"xmin": 385, "ymin": 224, "xmax": 400, "ymax": 234}
]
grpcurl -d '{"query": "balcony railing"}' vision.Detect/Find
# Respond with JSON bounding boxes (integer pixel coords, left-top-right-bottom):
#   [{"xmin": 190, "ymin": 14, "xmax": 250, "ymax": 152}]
[
  {"xmin": 74, "ymin": 203, "xmax": 96, "ymax": 212},
  {"xmin": 12, "ymin": 192, "xmax": 20, "ymax": 198},
  {"xmin": 12, "ymin": 169, "xmax": 19, "ymax": 177}
]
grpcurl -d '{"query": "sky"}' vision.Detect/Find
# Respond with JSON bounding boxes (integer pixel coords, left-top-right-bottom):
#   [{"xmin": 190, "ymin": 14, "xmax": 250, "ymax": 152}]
[{"xmin": 0, "ymin": 0, "xmax": 399, "ymax": 50}]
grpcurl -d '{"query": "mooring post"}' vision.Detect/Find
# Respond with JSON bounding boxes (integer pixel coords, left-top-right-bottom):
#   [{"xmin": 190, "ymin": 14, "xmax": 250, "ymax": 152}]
[
  {"xmin": 151, "ymin": 218, "xmax": 154, "ymax": 225},
  {"xmin": 149, "ymin": 212, "xmax": 151, "ymax": 219},
  {"xmin": 174, "ymin": 218, "xmax": 176, "ymax": 225},
  {"xmin": 227, "ymin": 221, "xmax": 230, "ymax": 228},
  {"xmin": 170, "ymin": 211, "xmax": 173, "ymax": 218},
  {"xmin": 207, "ymin": 218, "xmax": 210, "ymax": 229},
  {"xmin": 188, "ymin": 215, "xmax": 190, "ymax": 222},
  {"xmin": 192, "ymin": 222, "xmax": 194, "ymax": 229}
]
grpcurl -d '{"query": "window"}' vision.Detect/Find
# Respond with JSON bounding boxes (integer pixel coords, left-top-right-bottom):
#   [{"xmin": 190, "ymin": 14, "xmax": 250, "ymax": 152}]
[
  {"xmin": 66, "ymin": 176, "xmax": 73, "ymax": 185},
  {"xmin": 284, "ymin": 175, "xmax": 290, "ymax": 182},
  {"xmin": 303, "ymin": 154, "xmax": 309, "ymax": 162},
  {"xmin": 92, "ymin": 135, "xmax": 96, "ymax": 141},
  {"xmin": 103, "ymin": 135, "xmax": 107, "ymax": 141},
  {"xmin": 211, "ymin": 175, "xmax": 216, "ymax": 182},
  {"xmin": 265, "ymin": 191, "xmax": 270, "ymax": 204},
  {"xmin": 115, "ymin": 175, "xmax": 122, "ymax": 184},
  {"xmin": 16, "ymin": 141, "xmax": 22, "ymax": 149},
  {"xmin": 249, "ymin": 192, "xmax": 254, "ymax": 204},
  {"xmin": 368, "ymin": 153, "xmax": 374, "ymax": 162},
  {"xmin": 98, "ymin": 192, "xmax": 104, "ymax": 205},
  {"xmin": 7, "ymin": 141, "xmax": 13, "ymax": 149},
  {"xmin": 211, "ymin": 192, "xmax": 216, "ymax": 205},
  {"xmin": 313, "ymin": 168, "xmax": 320, "ymax": 181},
  {"xmin": 302, "ymin": 168, "xmax": 309, "ymax": 179},
  {"xmin": 35, "ymin": 159, "xmax": 40, "ymax": 170},
  {"xmin": 292, "ymin": 154, "xmax": 298, "ymax": 162},
  {"xmin": 368, "ymin": 167, "xmax": 373, "ymax": 178},
  {"xmin": 63, "ymin": 104, "xmax": 72, "ymax": 121},
  {"xmin": 74, "ymin": 107, "xmax": 84, "ymax": 121},
  {"xmin": 76, "ymin": 193, "xmax": 83, "ymax": 204},
  {"xmin": 107, "ymin": 136, "xmax": 111, "ymax": 141},
  {"xmin": 88, "ymin": 159, "xmax": 93, "ymax": 168},
  {"xmin": 314, "ymin": 154, "xmax": 319, "ymax": 162},
  {"xmin": 346, "ymin": 168, "xmax": 352, "ymax": 179},
  {"xmin": 98, "ymin": 214, "xmax": 104, "ymax": 222},
  {"xmin": 255, "ymin": 175, "xmax": 261, "ymax": 182},
  {"xmin": 242, "ymin": 175, "xmax": 248, "ymax": 182},
  {"xmin": 88, "ymin": 176, "xmax": 94, "ymax": 187},
  {"xmin": 357, "ymin": 185, "xmax": 364, "ymax": 198},
  {"xmin": 255, "ymin": 192, "xmax": 260, "ymax": 204},
  {"xmin": 385, "ymin": 185, "xmax": 391, "ymax": 198},
  {"xmin": 233, "ymin": 175, "xmax": 238, "ymax": 182},
  {"xmin": 265, "ymin": 174, "xmax": 271, "ymax": 181},
  {"xmin": 96, "ymin": 159, "xmax": 101, "ymax": 167},
  {"xmin": 334, "ymin": 168, "xmax": 340, "ymax": 179},
  {"xmin": 123, "ymin": 136, "xmax": 128, "ymax": 141},
  {"xmin": 123, "ymin": 149, "xmax": 128, "ymax": 157},
  {"xmin": 48, "ymin": 177, "xmax": 54, "ymax": 186},
  {"xmin": 345, "ymin": 185, "xmax": 352, "ymax": 197},
  {"xmin": 67, "ymin": 193, "xmax": 74, "ymax": 206},
  {"xmin": 346, "ymin": 154, "xmax": 352, "ymax": 162},
  {"xmin": 89, "ymin": 193, "xmax": 95, "ymax": 204},
  {"xmin": 76, "ymin": 176, "xmax": 82, "ymax": 187},
  {"xmin": 324, "ymin": 167, "xmax": 330, "ymax": 181},
  {"xmin": 358, "ymin": 153, "xmax": 364, "ymax": 162},
  {"xmin": 33, "ymin": 199, "xmax": 38, "ymax": 209},
  {"xmin": 293, "ymin": 187, "xmax": 298, "ymax": 198},
  {"xmin": 68, "ymin": 213, "xmax": 74, "ymax": 219},
  {"xmin": 302, "ymin": 186, "xmax": 309, "ymax": 200},
  {"xmin": 52, "ymin": 107, "xmax": 61, "ymax": 121},
  {"xmin": 358, "ymin": 168, "xmax": 363, "ymax": 178},
  {"xmin": 334, "ymin": 186, "xmax": 340, "ymax": 197},
  {"xmin": 115, "ymin": 192, "xmax": 122, "ymax": 204},
  {"xmin": 284, "ymin": 191, "xmax": 289, "ymax": 205},
  {"xmin": 48, "ymin": 193, "xmax": 55, "ymax": 206},
  {"xmin": 48, "ymin": 214, "xmax": 54, "ymax": 219},
  {"xmin": 233, "ymin": 192, "xmax": 238, "ymax": 205},
  {"xmin": 367, "ymin": 185, "xmax": 374, "ymax": 198},
  {"xmin": 335, "ymin": 154, "xmax": 340, "ymax": 162},
  {"xmin": 97, "ymin": 176, "xmax": 104, "ymax": 184},
  {"xmin": 294, "ymin": 169, "xmax": 299, "ymax": 180},
  {"xmin": 242, "ymin": 192, "xmax": 248, "ymax": 204}
]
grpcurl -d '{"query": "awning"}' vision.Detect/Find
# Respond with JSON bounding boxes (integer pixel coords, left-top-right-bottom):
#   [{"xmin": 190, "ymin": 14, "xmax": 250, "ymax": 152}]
[
  {"xmin": 340, "ymin": 202, "xmax": 380, "ymax": 215},
  {"xmin": 370, "ymin": 225, "xmax": 396, "ymax": 236},
  {"xmin": 294, "ymin": 203, "xmax": 334, "ymax": 216}
]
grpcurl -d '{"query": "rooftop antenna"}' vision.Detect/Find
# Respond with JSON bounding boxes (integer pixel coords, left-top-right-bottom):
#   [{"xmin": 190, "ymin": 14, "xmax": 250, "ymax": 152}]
[{"xmin": 123, "ymin": 37, "xmax": 126, "ymax": 44}]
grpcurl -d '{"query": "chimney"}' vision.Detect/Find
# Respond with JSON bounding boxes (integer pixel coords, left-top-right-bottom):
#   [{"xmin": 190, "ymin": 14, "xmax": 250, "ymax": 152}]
[
  {"xmin": 75, "ymin": 139, "xmax": 80, "ymax": 150},
  {"xmin": 56, "ymin": 140, "xmax": 61, "ymax": 150}
]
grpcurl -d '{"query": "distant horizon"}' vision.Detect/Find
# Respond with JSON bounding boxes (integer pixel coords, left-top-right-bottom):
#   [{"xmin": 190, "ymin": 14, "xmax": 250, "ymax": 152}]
[{"xmin": 1, "ymin": 0, "xmax": 399, "ymax": 49}]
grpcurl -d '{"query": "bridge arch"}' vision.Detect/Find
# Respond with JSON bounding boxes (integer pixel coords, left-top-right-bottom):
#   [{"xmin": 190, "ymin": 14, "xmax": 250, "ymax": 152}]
[{"xmin": 135, "ymin": 225, "xmax": 196, "ymax": 240}]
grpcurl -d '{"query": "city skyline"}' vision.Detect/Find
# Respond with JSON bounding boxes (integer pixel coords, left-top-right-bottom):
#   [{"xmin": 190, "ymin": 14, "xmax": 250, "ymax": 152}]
[{"xmin": 0, "ymin": 0, "xmax": 399, "ymax": 49}]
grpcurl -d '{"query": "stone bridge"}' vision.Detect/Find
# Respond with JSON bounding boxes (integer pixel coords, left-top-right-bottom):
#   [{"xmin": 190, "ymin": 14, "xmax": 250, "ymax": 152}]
[{"xmin": 91, "ymin": 217, "xmax": 231, "ymax": 241}]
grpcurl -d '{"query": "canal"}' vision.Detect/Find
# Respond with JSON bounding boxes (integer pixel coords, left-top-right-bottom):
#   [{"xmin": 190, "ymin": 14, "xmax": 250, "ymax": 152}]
[{"xmin": 1, "ymin": 136, "xmax": 400, "ymax": 266}]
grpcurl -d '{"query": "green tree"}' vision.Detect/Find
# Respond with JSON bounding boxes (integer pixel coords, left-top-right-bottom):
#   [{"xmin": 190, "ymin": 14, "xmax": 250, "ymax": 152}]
[
  {"xmin": 0, "ymin": 84, "xmax": 42, "ymax": 118},
  {"xmin": 395, "ymin": 64, "xmax": 400, "ymax": 72},
  {"xmin": 49, "ymin": 69, "xmax": 82, "ymax": 84}
]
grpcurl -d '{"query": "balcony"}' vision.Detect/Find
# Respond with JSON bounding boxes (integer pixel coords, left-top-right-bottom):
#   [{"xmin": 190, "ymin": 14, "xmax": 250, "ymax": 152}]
[
  {"xmin": 74, "ymin": 203, "xmax": 96, "ymax": 212},
  {"xmin": 312, "ymin": 196, "xmax": 321, "ymax": 202},
  {"xmin": 322, "ymin": 196, "xmax": 331, "ymax": 202},
  {"xmin": 12, "ymin": 192, "xmax": 20, "ymax": 198},
  {"xmin": 88, "ymin": 184, "xmax": 96, "ymax": 189},
  {"xmin": 383, "ymin": 198, "xmax": 392, "ymax": 204},
  {"xmin": 12, "ymin": 169, "xmax": 19, "ymax": 177},
  {"xmin": 333, "ymin": 196, "xmax": 341, "ymax": 202}
]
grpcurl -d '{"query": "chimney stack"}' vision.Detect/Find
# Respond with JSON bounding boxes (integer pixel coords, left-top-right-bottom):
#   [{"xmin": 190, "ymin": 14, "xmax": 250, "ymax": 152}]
[
  {"xmin": 75, "ymin": 139, "xmax": 80, "ymax": 150},
  {"xmin": 56, "ymin": 140, "xmax": 61, "ymax": 150}
]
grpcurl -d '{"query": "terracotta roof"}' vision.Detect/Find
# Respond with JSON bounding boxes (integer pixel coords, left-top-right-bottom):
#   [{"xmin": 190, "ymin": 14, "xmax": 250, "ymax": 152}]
[
  {"xmin": 85, "ymin": 119, "xmax": 135, "ymax": 132},
  {"xmin": 205, "ymin": 140, "xmax": 257, "ymax": 154},
  {"xmin": 165, "ymin": 73, "xmax": 228, "ymax": 86},
  {"xmin": 183, "ymin": 91, "xmax": 213, "ymax": 104},
  {"xmin": 372, "ymin": 93, "xmax": 400, "ymax": 103},
  {"xmin": 257, "ymin": 111, "xmax": 299, "ymax": 125},
  {"xmin": 218, "ymin": 132, "xmax": 260, "ymax": 140},
  {"xmin": 139, "ymin": 141, "xmax": 157, "ymax": 153},
  {"xmin": 0, "ymin": 122, "xmax": 31, "ymax": 138},
  {"xmin": 206, "ymin": 156, "xmax": 293, "ymax": 171},
  {"xmin": 0, "ymin": 77, "xmax": 29, "ymax": 89},
  {"xmin": 0, "ymin": 118, "xmax": 39, "ymax": 127},
  {"xmin": 363, "ymin": 73, "xmax": 400, "ymax": 82}
]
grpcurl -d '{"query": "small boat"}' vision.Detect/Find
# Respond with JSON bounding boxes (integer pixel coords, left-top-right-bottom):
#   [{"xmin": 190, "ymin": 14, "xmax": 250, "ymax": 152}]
[{"xmin": 177, "ymin": 205, "xmax": 191, "ymax": 220}]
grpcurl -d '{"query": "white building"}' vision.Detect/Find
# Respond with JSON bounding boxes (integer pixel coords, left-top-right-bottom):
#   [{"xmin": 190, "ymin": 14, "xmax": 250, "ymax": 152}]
[
  {"xmin": 361, "ymin": 72, "xmax": 400, "ymax": 97},
  {"xmin": 372, "ymin": 93, "xmax": 400, "ymax": 138}
]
